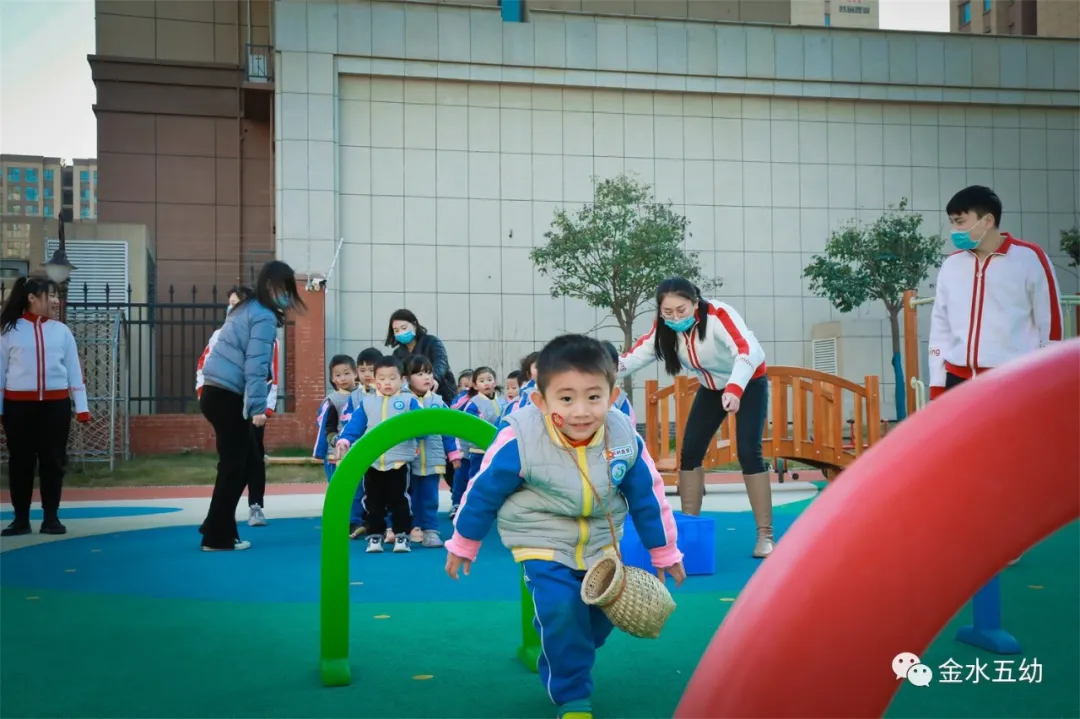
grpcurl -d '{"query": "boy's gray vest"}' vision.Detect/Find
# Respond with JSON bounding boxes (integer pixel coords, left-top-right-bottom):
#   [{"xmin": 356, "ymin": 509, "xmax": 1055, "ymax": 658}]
[
  {"xmin": 359, "ymin": 392, "xmax": 417, "ymax": 470},
  {"xmin": 461, "ymin": 393, "xmax": 503, "ymax": 455},
  {"xmin": 410, "ymin": 391, "xmax": 450, "ymax": 476},
  {"xmin": 496, "ymin": 405, "xmax": 637, "ymax": 571}
]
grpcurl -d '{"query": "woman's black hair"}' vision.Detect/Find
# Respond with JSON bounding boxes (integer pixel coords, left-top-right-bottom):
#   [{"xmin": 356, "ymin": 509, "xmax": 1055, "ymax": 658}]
[
  {"xmin": 652, "ymin": 276, "xmax": 710, "ymax": 377},
  {"xmin": 250, "ymin": 261, "xmax": 305, "ymax": 326},
  {"xmin": 404, "ymin": 354, "xmax": 433, "ymax": 376},
  {"xmin": 467, "ymin": 366, "xmax": 497, "ymax": 397},
  {"xmin": 1, "ymin": 276, "xmax": 58, "ymax": 334},
  {"xmin": 384, "ymin": 309, "xmax": 428, "ymax": 348}
]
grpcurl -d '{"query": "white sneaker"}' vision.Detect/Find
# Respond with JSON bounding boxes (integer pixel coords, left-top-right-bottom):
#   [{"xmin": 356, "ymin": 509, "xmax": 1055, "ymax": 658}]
[
  {"xmin": 203, "ymin": 539, "xmax": 251, "ymax": 552},
  {"xmin": 366, "ymin": 535, "xmax": 384, "ymax": 553},
  {"xmin": 248, "ymin": 504, "xmax": 267, "ymax": 526},
  {"xmin": 421, "ymin": 530, "xmax": 444, "ymax": 548},
  {"xmin": 393, "ymin": 535, "xmax": 411, "ymax": 553}
]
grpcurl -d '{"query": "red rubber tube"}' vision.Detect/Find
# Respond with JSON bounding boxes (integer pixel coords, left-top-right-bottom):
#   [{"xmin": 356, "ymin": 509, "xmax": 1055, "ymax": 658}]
[{"xmin": 676, "ymin": 340, "xmax": 1080, "ymax": 718}]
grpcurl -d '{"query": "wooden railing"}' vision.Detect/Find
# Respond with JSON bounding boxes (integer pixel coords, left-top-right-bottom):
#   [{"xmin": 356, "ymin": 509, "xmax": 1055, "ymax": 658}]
[{"xmin": 644, "ymin": 367, "xmax": 882, "ymax": 484}]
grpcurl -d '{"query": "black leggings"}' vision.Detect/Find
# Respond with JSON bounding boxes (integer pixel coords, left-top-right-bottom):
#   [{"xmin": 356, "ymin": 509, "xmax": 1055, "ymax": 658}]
[
  {"xmin": 680, "ymin": 376, "xmax": 768, "ymax": 475},
  {"xmin": 247, "ymin": 424, "xmax": 266, "ymax": 507},
  {"xmin": 2, "ymin": 398, "xmax": 71, "ymax": 519},
  {"xmin": 199, "ymin": 385, "xmax": 261, "ymax": 547}
]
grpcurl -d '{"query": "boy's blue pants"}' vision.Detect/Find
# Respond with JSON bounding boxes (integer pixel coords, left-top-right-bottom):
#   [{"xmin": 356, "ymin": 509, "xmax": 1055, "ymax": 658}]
[
  {"xmin": 324, "ymin": 460, "xmax": 367, "ymax": 526},
  {"xmin": 409, "ymin": 473, "xmax": 440, "ymax": 531},
  {"xmin": 450, "ymin": 456, "xmax": 471, "ymax": 505},
  {"xmin": 521, "ymin": 559, "xmax": 614, "ymax": 711}
]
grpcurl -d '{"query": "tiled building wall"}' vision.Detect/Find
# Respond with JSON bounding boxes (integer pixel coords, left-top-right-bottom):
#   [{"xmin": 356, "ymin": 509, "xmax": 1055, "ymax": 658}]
[{"xmin": 275, "ymin": 0, "xmax": 1080, "ymax": 416}]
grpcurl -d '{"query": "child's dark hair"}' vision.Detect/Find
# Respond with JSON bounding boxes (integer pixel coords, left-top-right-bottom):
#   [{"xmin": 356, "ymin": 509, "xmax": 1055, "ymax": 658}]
[
  {"xmin": 356, "ymin": 347, "xmax": 383, "ymax": 367},
  {"xmin": 1, "ymin": 276, "xmax": 58, "ymax": 334},
  {"xmin": 536, "ymin": 335, "xmax": 616, "ymax": 394},
  {"xmin": 520, "ymin": 351, "xmax": 540, "ymax": 377},
  {"xmin": 329, "ymin": 354, "xmax": 356, "ymax": 372},
  {"xmin": 458, "ymin": 369, "xmax": 474, "ymax": 382},
  {"xmin": 600, "ymin": 341, "xmax": 620, "ymax": 366},
  {"xmin": 404, "ymin": 354, "xmax": 433, "ymax": 376},
  {"xmin": 467, "ymin": 366, "xmax": 497, "ymax": 397},
  {"xmin": 507, "ymin": 369, "xmax": 525, "ymax": 384},
  {"xmin": 374, "ymin": 355, "xmax": 405, "ymax": 376},
  {"xmin": 653, "ymin": 277, "xmax": 710, "ymax": 377},
  {"xmin": 945, "ymin": 185, "xmax": 1003, "ymax": 228}
]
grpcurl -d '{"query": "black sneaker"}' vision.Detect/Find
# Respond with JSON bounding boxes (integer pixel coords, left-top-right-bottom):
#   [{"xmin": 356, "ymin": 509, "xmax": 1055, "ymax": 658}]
[
  {"xmin": 1, "ymin": 519, "xmax": 32, "ymax": 537},
  {"xmin": 39, "ymin": 518, "xmax": 67, "ymax": 535}
]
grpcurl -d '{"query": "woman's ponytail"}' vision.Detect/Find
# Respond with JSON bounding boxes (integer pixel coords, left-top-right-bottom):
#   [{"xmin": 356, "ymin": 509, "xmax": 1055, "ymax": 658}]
[{"xmin": 0, "ymin": 277, "xmax": 31, "ymax": 335}]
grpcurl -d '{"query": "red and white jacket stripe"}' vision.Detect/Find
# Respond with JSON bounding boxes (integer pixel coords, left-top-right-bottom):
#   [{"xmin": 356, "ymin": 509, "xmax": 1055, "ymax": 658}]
[
  {"xmin": 928, "ymin": 233, "xmax": 1063, "ymax": 398},
  {"xmin": 196, "ymin": 329, "xmax": 280, "ymax": 416},
  {"xmin": 619, "ymin": 299, "xmax": 767, "ymax": 397},
  {"xmin": 0, "ymin": 312, "xmax": 90, "ymax": 420}
]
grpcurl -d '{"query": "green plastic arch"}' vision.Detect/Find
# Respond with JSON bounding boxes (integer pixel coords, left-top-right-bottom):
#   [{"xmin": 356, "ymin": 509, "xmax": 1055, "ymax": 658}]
[{"xmin": 319, "ymin": 409, "xmax": 497, "ymax": 687}]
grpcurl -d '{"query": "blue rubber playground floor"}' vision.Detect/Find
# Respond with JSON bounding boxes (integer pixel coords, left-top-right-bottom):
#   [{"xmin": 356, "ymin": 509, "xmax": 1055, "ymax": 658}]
[{"xmin": 0, "ymin": 496, "xmax": 1076, "ymax": 718}]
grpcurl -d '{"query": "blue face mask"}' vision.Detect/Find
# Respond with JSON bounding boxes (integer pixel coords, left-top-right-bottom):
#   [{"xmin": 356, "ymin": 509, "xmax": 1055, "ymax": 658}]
[
  {"xmin": 395, "ymin": 330, "xmax": 416, "ymax": 345},
  {"xmin": 225, "ymin": 304, "xmax": 232, "ymax": 316},
  {"xmin": 664, "ymin": 316, "xmax": 695, "ymax": 333},
  {"xmin": 950, "ymin": 217, "xmax": 988, "ymax": 251},
  {"xmin": 273, "ymin": 294, "xmax": 290, "ymax": 310}
]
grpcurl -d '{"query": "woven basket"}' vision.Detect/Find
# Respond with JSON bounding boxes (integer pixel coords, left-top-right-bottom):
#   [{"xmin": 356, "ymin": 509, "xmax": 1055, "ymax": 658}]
[{"xmin": 581, "ymin": 555, "xmax": 676, "ymax": 639}]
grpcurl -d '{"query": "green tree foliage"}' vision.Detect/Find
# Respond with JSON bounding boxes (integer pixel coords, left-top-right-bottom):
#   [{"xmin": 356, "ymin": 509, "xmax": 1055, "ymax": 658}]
[
  {"xmin": 530, "ymin": 174, "xmax": 717, "ymax": 397},
  {"xmin": 1060, "ymin": 224, "xmax": 1079, "ymax": 267},
  {"xmin": 802, "ymin": 199, "xmax": 943, "ymax": 419}
]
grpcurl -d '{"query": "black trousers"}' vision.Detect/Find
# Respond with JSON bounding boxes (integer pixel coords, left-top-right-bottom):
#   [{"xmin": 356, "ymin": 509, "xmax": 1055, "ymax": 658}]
[
  {"xmin": 680, "ymin": 375, "xmax": 769, "ymax": 475},
  {"xmin": 1, "ymin": 399, "xmax": 71, "ymax": 520},
  {"xmin": 363, "ymin": 466, "xmax": 411, "ymax": 536},
  {"xmin": 944, "ymin": 372, "xmax": 966, "ymax": 391},
  {"xmin": 199, "ymin": 385, "xmax": 260, "ymax": 547},
  {"xmin": 246, "ymin": 424, "xmax": 266, "ymax": 507}
]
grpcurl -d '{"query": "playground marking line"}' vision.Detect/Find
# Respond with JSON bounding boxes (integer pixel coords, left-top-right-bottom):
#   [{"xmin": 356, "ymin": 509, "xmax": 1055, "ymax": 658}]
[
  {"xmin": 412, "ymin": 675, "xmax": 434, "ymax": 680},
  {"xmin": 1028, "ymin": 585, "xmax": 1044, "ymax": 590},
  {"xmin": 374, "ymin": 614, "xmax": 390, "ymax": 619},
  {"xmin": 91, "ymin": 549, "xmax": 101, "ymax": 553},
  {"xmin": 719, "ymin": 597, "xmax": 736, "ymax": 602},
  {"xmin": 25, "ymin": 596, "xmax": 40, "ymax": 600},
  {"xmin": 65, "ymin": 569, "xmax": 76, "ymax": 573},
  {"xmin": 350, "ymin": 581, "xmax": 364, "ymax": 586}
]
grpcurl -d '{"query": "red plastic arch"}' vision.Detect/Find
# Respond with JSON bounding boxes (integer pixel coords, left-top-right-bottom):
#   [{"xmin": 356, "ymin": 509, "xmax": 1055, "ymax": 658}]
[{"xmin": 676, "ymin": 340, "xmax": 1080, "ymax": 718}]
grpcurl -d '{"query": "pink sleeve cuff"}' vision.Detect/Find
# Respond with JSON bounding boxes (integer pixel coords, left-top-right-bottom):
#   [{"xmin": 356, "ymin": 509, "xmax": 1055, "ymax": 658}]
[
  {"xmin": 447, "ymin": 449, "xmax": 463, "ymax": 461},
  {"xmin": 649, "ymin": 544, "xmax": 684, "ymax": 569},
  {"xmin": 724, "ymin": 383, "xmax": 744, "ymax": 399},
  {"xmin": 445, "ymin": 532, "xmax": 482, "ymax": 562}
]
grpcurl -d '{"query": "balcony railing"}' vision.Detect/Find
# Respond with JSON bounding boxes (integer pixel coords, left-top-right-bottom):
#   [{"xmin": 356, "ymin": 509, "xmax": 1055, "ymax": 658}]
[{"xmin": 246, "ymin": 44, "xmax": 273, "ymax": 84}]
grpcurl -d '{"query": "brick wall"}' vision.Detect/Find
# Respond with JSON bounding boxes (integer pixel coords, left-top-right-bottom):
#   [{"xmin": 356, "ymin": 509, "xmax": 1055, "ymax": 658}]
[{"xmin": 130, "ymin": 280, "xmax": 326, "ymax": 455}]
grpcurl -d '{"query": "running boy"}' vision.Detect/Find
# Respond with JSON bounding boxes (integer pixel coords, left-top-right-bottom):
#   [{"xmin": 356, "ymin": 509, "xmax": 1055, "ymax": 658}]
[
  {"xmin": 931, "ymin": 186, "xmax": 1062, "ymax": 565},
  {"xmin": 445, "ymin": 334, "xmax": 685, "ymax": 719},
  {"xmin": 336, "ymin": 356, "xmax": 422, "ymax": 553}
]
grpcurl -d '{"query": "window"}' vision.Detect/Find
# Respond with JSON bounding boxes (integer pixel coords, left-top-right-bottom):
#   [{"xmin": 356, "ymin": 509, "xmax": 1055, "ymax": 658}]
[
  {"xmin": 79, "ymin": 170, "xmax": 89, "ymax": 183},
  {"xmin": 6, "ymin": 167, "xmax": 20, "ymax": 183},
  {"xmin": 8, "ymin": 204, "xmax": 20, "ymax": 214},
  {"xmin": 825, "ymin": 12, "xmax": 831, "ymax": 24},
  {"xmin": 80, "ymin": 188, "xmax": 90, "ymax": 201},
  {"xmin": 44, "ymin": 187, "xmax": 53, "ymax": 199},
  {"xmin": 26, "ymin": 205, "xmax": 38, "ymax": 216},
  {"xmin": 93, "ymin": 171, "xmax": 98, "ymax": 183},
  {"xmin": 24, "ymin": 187, "xmax": 38, "ymax": 202},
  {"xmin": 983, "ymin": 0, "xmax": 991, "ymax": 11},
  {"xmin": 43, "ymin": 204, "xmax": 53, "ymax": 217},
  {"xmin": 80, "ymin": 206, "xmax": 90, "ymax": 219},
  {"xmin": 7, "ymin": 188, "xmax": 20, "ymax": 201},
  {"xmin": 960, "ymin": 1, "xmax": 971, "ymax": 24},
  {"xmin": 44, "ymin": 169, "xmax": 54, "ymax": 183},
  {"xmin": 24, "ymin": 168, "xmax": 38, "ymax": 184}
]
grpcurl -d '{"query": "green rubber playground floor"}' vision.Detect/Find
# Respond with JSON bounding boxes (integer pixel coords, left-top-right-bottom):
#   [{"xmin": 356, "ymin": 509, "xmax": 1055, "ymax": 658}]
[{"xmin": 1, "ymin": 500, "xmax": 1076, "ymax": 718}]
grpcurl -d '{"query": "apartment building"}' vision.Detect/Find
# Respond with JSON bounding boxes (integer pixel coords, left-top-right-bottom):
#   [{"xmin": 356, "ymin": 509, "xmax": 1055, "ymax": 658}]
[
  {"xmin": 951, "ymin": 0, "xmax": 1078, "ymax": 36},
  {"xmin": 1, "ymin": 154, "xmax": 98, "ymax": 223},
  {"xmin": 528, "ymin": 0, "xmax": 877, "ymax": 27},
  {"xmin": 90, "ymin": 0, "xmax": 276, "ymax": 297}
]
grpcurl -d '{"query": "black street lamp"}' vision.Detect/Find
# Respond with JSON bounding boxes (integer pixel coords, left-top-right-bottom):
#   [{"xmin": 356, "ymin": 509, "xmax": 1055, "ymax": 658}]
[{"xmin": 43, "ymin": 215, "xmax": 76, "ymax": 323}]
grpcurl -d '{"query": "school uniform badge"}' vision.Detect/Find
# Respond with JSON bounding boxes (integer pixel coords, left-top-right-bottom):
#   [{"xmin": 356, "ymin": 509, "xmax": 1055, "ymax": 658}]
[
  {"xmin": 393, "ymin": 399, "xmax": 405, "ymax": 410},
  {"xmin": 610, "ymin": 459, "xmax": 629, "ymax": 485}
]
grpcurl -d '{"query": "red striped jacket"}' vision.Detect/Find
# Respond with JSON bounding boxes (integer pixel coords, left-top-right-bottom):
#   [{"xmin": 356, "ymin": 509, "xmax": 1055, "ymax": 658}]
[
  {"xmin": 0, "ymin": 312, "xmax": 90, "ymax": 420},
  {"xmin": 928, "ymin": 233, "xmax": 1062, "ymax": 398},
  {"xmin": 619, "ymin": 299, "xmax": 767, "ymax": 397}
]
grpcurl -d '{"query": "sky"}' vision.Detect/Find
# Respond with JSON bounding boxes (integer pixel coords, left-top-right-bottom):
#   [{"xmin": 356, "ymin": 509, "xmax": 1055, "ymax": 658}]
[{"xmin": 0, "ymin": 0, "xmax": 950, "ymax": 161}]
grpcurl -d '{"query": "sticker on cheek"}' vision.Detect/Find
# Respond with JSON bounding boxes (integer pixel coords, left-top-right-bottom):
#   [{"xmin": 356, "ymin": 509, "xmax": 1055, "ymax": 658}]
[{"xmin": 551, "ymin": 413, "xmax": 565, "ymax": 428}]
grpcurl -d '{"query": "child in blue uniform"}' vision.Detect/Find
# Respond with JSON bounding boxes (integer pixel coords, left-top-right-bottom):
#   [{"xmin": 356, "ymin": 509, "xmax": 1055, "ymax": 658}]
[
  {"xmin": 404, "ymin": 354, "xmax": 462, "ymax": 547},
  {"xmin": 446, "ymin": 335, "xmax": 685, "ymax": 719},
  {"xmin": 336, "ymin": 356, "xmax": 423, "ymax": 553},
  {"xmin": 449, "ymin": 367, "xmax": 501, "ymax": 519},
  {"xmin": 496, "ymin": 351, "xmax": 540, "ymax": 430},
  {"xmin": 600, "ymin": 341, "xmax": 636, "ymax": 425},
  {"xmin": 313, "ymin": 355, "xmax": 358, "ymax": 483}
]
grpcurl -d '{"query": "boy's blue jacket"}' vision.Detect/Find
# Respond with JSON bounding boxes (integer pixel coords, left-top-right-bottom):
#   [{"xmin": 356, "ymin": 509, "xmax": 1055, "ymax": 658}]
[{"xmin": 200, "ymin": 300, "xmax": 278, "ymax": 417}]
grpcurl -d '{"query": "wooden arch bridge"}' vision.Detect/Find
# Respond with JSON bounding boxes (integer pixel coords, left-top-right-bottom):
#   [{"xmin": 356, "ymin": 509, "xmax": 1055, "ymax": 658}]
[{"xmin": 643, "ymin": 367, "xmax": 883, "ymax": 485}]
